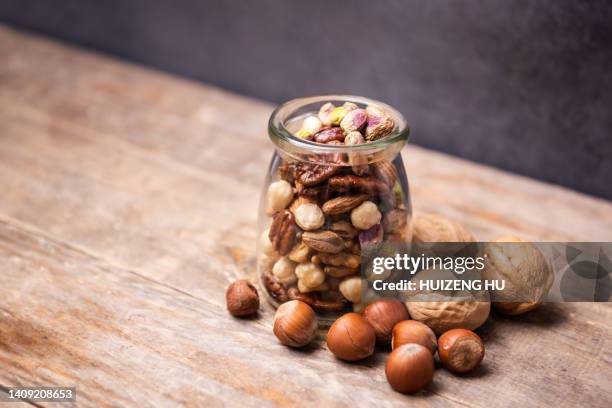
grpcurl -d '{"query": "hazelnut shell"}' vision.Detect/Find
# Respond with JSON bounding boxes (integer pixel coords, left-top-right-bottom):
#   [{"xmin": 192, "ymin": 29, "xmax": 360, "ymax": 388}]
[
  {"xmin": 273, "ymin": 300, "xmax": 318, "ymax": 347},
  {"xmin": 327, "ymin": 313, "xmax": 376, "ymax": 361},
  {"xmin": 385, "ymin": 343, "xmax": 434, "ymax": 393},
  {"xmin": 438, "ymin": 329, "xmax": 484, "ymax": 373},
  {"xmin": 363, "ymin": 299, "xmax": 410, "ymax": 345},
  {"xmin": 226, "ymin": 280, "xmax": 259, "ymax": 317},
  {"xmin": 391, "ymin": 320, "xmax": 437, "ymax": 354}
]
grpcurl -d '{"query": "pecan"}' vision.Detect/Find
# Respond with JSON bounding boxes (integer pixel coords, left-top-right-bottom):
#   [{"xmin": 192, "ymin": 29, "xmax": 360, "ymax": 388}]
[
  {"xmin": 278, "ymin": 160, "xmax": 300, "ymax": 183},
  {"xmin": 287, "ymin": 287, "xmax": 347, "ymax": 312},
  {"xmin": 383, "ymin": 208, "xmax": 410, "ymax": 233},
  {"xmin": 269, "ymin": 210, "xmax": 299, "ymax": 255},
  {"xmin": 324, "ymin": 265, "xmax": 359, "ymax": 278},
  {"xmin": 297, "ymin": 163, "xmax": 340, "ymax": 186},
  {"xmin": 322, "ymin": 194, "xmax": 368, "ymax": 215},
  {"xmin": 295, "ymin": 182, "xmax": 331, "ymax": 202},
  {"xmin": 313, "ymin": 126, "xmax": 345, "ymax": 143},
  {"xmin": 329, "ymin": 220, "xmax": 358, "ymax": 240},
  {"xmin": 302, "ymin": 230, "xmax": 345, "ymax": 254},
  {"xmin": 371, "ymin": 160, "xmax": 398, "ymax": 187},
  {"xmin": 263, "ymin": 273, "xmax": 289, "ymax": 303},
  {"xmin": 318, "ymin": 252, "xmax": 361, "ymax": 269},
  {"xmin": 328, "ymin": 175, "xmax": 390, "ymax": 196}
]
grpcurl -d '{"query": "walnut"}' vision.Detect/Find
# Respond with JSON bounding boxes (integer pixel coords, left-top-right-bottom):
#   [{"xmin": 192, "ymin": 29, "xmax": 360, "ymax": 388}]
[
  {"xmin": 269, "ymin": 210, "xmax": 299, "ymax": 255},
  {"xmin": 483, "ymin": 235, "xmax": 553, "ymax": 315},
  {"xmin": 329, "ymin": 175, "xmax": 390, "ymax": 196}
]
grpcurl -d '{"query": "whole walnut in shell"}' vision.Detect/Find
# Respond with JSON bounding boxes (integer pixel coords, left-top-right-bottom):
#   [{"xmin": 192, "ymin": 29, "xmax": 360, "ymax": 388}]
[
  {"xmin": 412, "ymin": 213, "xmax": 475, "ymax": 243},
  {"xmin": 482, "ymin": 235, "xmax": 553, "ymax": 315},
  {"xmin": 404, "ymin": 268, "xmax": 490, "ymax": 335}
]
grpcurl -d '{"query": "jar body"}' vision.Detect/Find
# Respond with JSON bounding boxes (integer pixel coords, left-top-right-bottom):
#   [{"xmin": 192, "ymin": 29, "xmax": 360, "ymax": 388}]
[{"xmin": 257, "ymin": 96, "xmax": 411, "ymax": 318}]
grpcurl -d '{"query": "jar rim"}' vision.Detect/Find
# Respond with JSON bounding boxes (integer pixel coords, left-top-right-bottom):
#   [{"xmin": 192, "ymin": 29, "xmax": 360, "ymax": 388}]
[{"xmin": 268, "ymin": 95, "xmax": 409, "ymax": 155}]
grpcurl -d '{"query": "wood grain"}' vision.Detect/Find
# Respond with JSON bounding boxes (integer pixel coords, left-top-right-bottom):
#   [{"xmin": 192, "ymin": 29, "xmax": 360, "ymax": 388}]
[{"xmin": 0, "ymin": 25, "xmax": 611, "ymax": 407}]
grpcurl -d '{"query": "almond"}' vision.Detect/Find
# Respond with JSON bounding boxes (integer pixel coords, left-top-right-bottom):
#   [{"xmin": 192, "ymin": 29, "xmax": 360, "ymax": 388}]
[
  {"xmin": 302, "ymin": 231, "xmax": 345, "ymax": 254},
  {"xmin": 322, "ymin": 194, "xmax": 368, "ymax": 215}
]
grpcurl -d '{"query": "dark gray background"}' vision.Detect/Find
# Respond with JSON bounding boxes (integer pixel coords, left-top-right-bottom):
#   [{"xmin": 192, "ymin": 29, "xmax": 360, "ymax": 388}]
[{"xmin": 1, "ymin": 0, "xmax": 611, "ymax": 199}]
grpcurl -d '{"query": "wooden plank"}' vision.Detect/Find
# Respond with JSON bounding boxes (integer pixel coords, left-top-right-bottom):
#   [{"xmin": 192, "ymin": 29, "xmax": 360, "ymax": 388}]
[{"xmin": 0, "ymin": 25, "xmax": 611, "ymax": 407}]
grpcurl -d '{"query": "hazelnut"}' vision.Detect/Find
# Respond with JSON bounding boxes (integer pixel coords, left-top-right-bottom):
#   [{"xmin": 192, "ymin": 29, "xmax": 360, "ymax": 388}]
[
  {"xmin": 385, "ymin": 344, "xmax": 434, "ymax": 394},
  {"xmin": 391, "ymin": 320, "xmax": 437, "ymax": 354},
  {"xmin": 438, "ymin": 329, "xmax": 484, "ymax": 373},
  {"xmin": 297, "ymin": 279, "xmax": 329, "ymax": 293},
  {"xmin": 272, "ymin": 256, "xmax": 297, "ymax": 285},
  {"xmin": 295, "ymin": 262, "xmax": 325, "ymax": 289},
  {"xmin": 364, "ymin": 105, "xmax": 395, "ymax": 141},
  {"xmin": 483, "ymin": 235, "xmax": 553, "ymax": 315},
  {"xmin": 260, "ymin": 228, "xmax": 277, "ymax": 257},
  {"xmin": 339, "ymin": 276, "xmax": 363, "ymax": 303},
  {"xmin": 226, "ymin": 280, "xmax": 259, "ymax": 317},
  {"xmin": 266, "ymin": 180, "xmax": 294, "ymax": 213},
  {"xmin": 273, "ymin": 300, "xmax": 318, "ymax": 347},
  {"xmin": 340, "ymin": 108, "xmax": 367, "ymax": 133},
  {"xmin": 363, "ymin": 299, "xmax": 410, "ymax": 345},
  {"xmin": 327, "ymin": 313, "xmax": 376, "ymax": 361},
  {"xmin": 293, "ymin": 203, "xmax": 325, "ymax": 231},
  {"xmin": 318, "ymin": 102, "xmax": 335, "ymax": 126},
  {"xmin": 301, "ymin": 115, "xmax": 322, "ymax": 135},
  {"xmin": 350, "ymin": 201, "xmax": 382, "ymax": 230}
]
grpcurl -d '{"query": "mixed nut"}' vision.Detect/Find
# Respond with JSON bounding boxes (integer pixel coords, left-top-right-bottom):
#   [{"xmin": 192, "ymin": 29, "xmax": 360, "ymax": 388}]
[{"xmin": 259, "ymin": 100, "xmax": 410, "ymax": 313}]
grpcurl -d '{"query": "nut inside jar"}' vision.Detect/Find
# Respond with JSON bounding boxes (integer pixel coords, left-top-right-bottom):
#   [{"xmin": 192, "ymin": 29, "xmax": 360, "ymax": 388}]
[{"xmin": 259, "ymin": 96, "xmax": 411, "ymax": 317}]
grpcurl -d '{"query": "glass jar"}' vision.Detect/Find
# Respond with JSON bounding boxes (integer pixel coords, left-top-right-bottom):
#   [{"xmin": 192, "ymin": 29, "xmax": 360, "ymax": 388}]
[{"xmin": 257, "ymin": 95, "xmax": 411, "ymax": 319}]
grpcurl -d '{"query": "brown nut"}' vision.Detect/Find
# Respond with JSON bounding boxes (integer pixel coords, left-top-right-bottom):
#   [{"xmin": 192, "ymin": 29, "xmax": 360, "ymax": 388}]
[
  {"xmin": 385, "ymin": 344, "xmax": 434, "ymax": 394},
  {"xmin": 363, "ymin": 299, "xmax": 410, "ymax": 345},
  {"xmin": 226, "ymin": 280, "xmax": 259, "ymax": 317},
  {"xmin": 273, "ymin": 300, "xmax": 318, "ymax": 347},
  {"xmin": 412, "ymin": 213, "xmax": 475, "ymax": 244},
  {"xmin": 364, "ymin": 105, "xmax": 395, "ymax": 141},
  {"xmin": 391, "ymin": 320, "xmax": 437, "ymax": 355},
  {"xmin": 438, "ymin": 329, "xmax": 484, "ymax": 373},
  {"xmin": 406, "ymin": 300, "xmax": 490, "ymax": 336},
  {"xmin": 483, "ymin": 235, "xmax": 553, "ymax": 315},
  {"xmin": 302, "ymin": 230, "xmax": 345, "ymax": 253},
  {"xmin": 322, "ymin": 195, "xmax": 368, "ymax": 215},
  {"xmin": 327, "ymin": 313, "xmax": 376, "ymax": 361},
  {"xmin": 313, "ymin": 127, "xmax": 345, "ymax": 144}
]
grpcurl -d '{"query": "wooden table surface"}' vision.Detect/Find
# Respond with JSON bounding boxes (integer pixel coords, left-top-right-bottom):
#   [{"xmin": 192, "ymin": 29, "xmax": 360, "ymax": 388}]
[{"xmin": 0, "ymin": 25, "xmax": 611, "ymax": 408}]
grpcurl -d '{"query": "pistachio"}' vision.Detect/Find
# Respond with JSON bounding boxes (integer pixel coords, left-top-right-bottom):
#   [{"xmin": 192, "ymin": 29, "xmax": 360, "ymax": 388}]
[
  {"xmin": 344, "ymin": 130, "xmax": 369, "ymax": 175},
  {"xmin": 302, "ymin": 230, "xmax": 345, "ymax": 253},
  {"xmin": 322, "ymin": 194, "xmax": 368, "ymax": 215},
  {"xmin": 340, "ymin": 108, "xmax": 367, "ymax": 133},
  {"xmin": 318, "ymin": 102, "xmax": 335, "ymax": 126},
  {"xmin": 344, "ymin": 130, "xmax": 366, "ymax": 146},
  {"xmin": 342, "ymin": 102, "xmax": 358, "ymax": 112},
  {"xmin": 364, "ymin": 105, "xmax": 395, "ymax": 141},
  {"xmin": 330, "ymin": 106, "xmax": 349, "ymax": 126},
  {"xmin": 358, "ymin": 223, "xmax": 383, "ymax": 247},
  {"xmin": 295, "ymin": 129, "xmax": 314, "ymax": 140}
]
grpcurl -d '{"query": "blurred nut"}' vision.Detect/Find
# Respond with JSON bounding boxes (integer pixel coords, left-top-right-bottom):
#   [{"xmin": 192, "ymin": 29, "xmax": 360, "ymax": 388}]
[
  {"xmin": 383, "ymin": 208, "xmax": 410, "ymax": 234},
  {"xmin": 412, "ymin": 213, "xmax": 475, "ymax": 243},
  {"xmin": 358, "ymin": 223, "xmax": 383, "ymax": 247},
  {"xmin": 226, "ymin": 280, "xmax": 259, "ymax": 317},
  {"xmin": 302, "ymin": 230, "xmax": 345, "ymax": 254},
  {"xmin": 298, "ymin": 279, "xmax": 329, "ymax": 293},
  {"xmin": 406, "ymin": 300, "xmax": 490, "ymax": 335},
  {"xmin": 342, "ymin": 102, "xmax": 358, "ymax": 112},
  {"xmin": 288, "ymin": 241, "xmax": 311, "ymax": 263},
  {"xmin": 324, "ymin": 265, "xmax": 358, "ymax": 278},
  {"xmin": 330, "ymin": 106, "xmax": 348, "ymax": 126},
  {"xmin": 318, "ymin": 252, "xmax": 360, "ymax": 269},
  {"xmin": 295, "ymin": 262, "xmax": 325, "ymax": 289},
  {"xmin": 340, "ymin": 108, "xmax": 367, "ymax": 133},
  {"xmin": 272, "ymin": 256, "xmax": 297, "ymax": 285},
  {"xmin": 350, "ymin": 201, "xmax": 382, "ymax": 230},
  {"xmin": 293, "ymin": 203, "xmax": 325, "ymax": 231},
  {"xmin": 266, "ymin": 180, "xmax": 294, "ymax": 213},
  {"xmin": 363, "ymin": 299, "xmax": 410, "ymax": 345},
  {"xmin": 313, "ymin": 127, "xmax": 345, "ymax": 143},
  {"xmin": 318, "ymin": 102, "xmax": 335, "ymax": 126},
  {"xmin": 322, "ymin": 194, "xmax": 368, "ymax": 215},
  {"xmin": 301, "ymin": 115, "xmax": 322, "ymax": 135},
  {"xmin": 260, "ymin": 228, "xmax": 277, "ymax": 257},
  {"xmin": 339, "ymin": 276, "xmax": 363, "ymax": 303},
  {"xmin": 364, "ymin": 105, "xmax": 395, "ymax": 141},
  {"xmin": 344, "ymin": 130, "xmax": 366, "ymax": 146},
  {"xmin": 273, "ymin": 300, "xmax": 318, "ymax": 347},
  {"xmin": 329, "ymin": 220, "xmax": 358, "ymax": 240}
]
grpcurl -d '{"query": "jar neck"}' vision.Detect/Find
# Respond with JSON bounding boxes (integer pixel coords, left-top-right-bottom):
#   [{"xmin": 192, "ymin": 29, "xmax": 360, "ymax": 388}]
[{"xmin": 268, "ymin": 95, "xmax": 409, "ymax": 164}]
